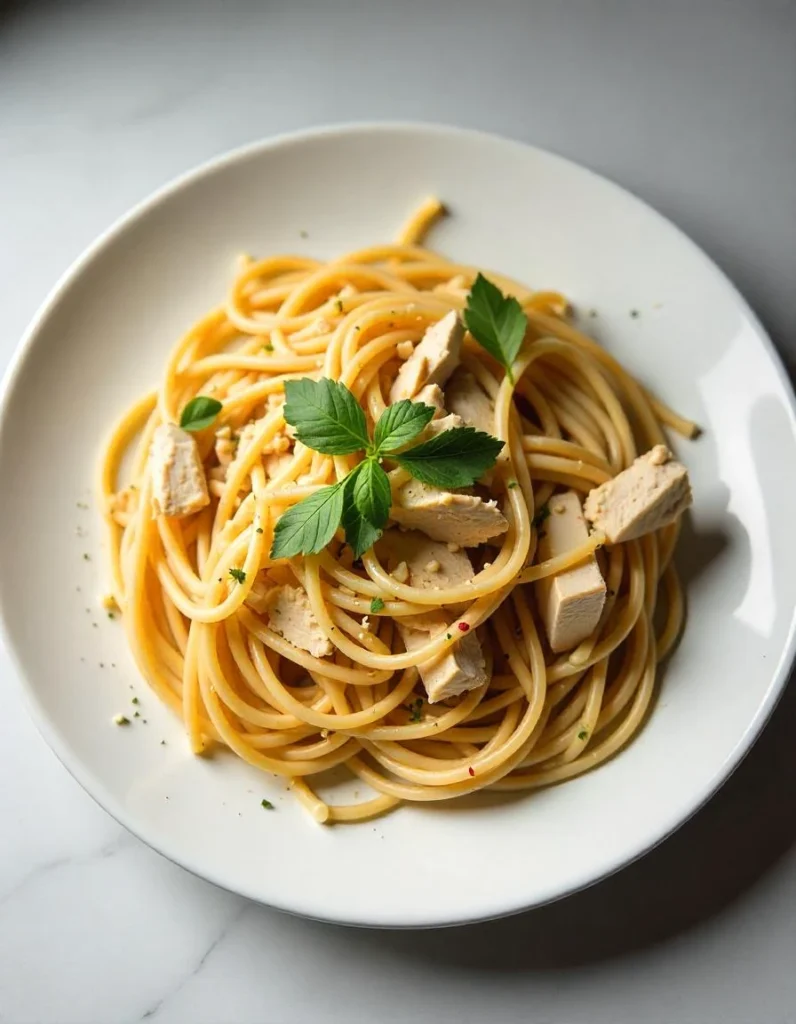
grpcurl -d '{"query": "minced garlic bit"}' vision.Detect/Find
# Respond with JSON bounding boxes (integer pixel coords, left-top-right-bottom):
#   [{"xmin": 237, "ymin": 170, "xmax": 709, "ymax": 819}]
[
  {"xmin": 649, "ymin": 444, "xmax": 671, "ymax": 466},
  {"xmin": 361, "ymin": 616, "xmax": 371, "ymax": 632},
  {"xmin": 446, "ymin": 542, "xmax": 460, "ymax": 553},
  {"xmin": 425, "ymin": 559, "xmax": 441, "ymax": 573},
  {"xmin": 396, "ymin": 340, "xmax": 414, "ymax": 361},
  {"xmin": 391, "ymin": 561, "xmax": 409, "ymax": 583}
]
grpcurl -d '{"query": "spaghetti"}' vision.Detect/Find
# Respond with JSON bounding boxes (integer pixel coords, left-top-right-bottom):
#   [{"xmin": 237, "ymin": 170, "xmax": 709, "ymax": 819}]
[{"xmin": 100, "ymin": 199, "xmax": 697, "ymax": 824}]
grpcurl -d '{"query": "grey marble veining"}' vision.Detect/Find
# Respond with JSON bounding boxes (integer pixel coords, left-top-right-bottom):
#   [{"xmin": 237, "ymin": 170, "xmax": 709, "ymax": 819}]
[{"xmin": 1, "ymin": 2, "xmax": 795, "ymax": 1022}]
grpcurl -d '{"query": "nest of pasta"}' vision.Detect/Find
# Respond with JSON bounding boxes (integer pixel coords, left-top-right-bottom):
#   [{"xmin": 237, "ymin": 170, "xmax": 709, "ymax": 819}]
[{"xmin": 101, "ymin": 199, "xmax": 696, "ymax": 824}]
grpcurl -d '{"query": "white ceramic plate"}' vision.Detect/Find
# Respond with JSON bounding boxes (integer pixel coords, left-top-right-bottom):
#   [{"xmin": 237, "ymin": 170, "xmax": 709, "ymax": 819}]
[{"xmin": 1, "ymin": 123, "xmax": 795, "ymax": 928}]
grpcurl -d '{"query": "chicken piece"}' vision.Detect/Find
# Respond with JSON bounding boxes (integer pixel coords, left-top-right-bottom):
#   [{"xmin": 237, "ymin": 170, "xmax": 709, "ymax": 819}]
[
  {"xmin": 414, "ymin": 384, "xmax": 447, "ymax": 418},
  {"xmin": 419, "ymin": 412, "xmax": 464, "ymax": 441},
  {"xmin": 391, "ymin": 479, "xmax": 508, "ymax": 547},
  {"xmin": 266, "ymin": 585, "xmax": 333, "ymax": 658},
  {"xmin": 446, "ymin": 368, "xmax": 496, "ymax": 436},
  {"xmin": 378, "ymin": 529, "xmax": 476, "ymax": 592},
  {"xmin": 150, "ymin": 424, "xmax": 210, "ymax": 519},
  {"xmin": 389, "ymin": 311, "xmax": 464, "ymax": 403},
  {"xmin": 535, "ymin": 490, "xmax": 606, "ymax": 653},
  {"xmin": 446, "ymin": 367, "xmax": 497, "ymax": 482},
  {"xmin": 583, "ymin": 445, "xmax": 692, "ymax": 543},
  {"xmin": 396, "ymin": 611, "xmax": 488, "ymax": 703}
]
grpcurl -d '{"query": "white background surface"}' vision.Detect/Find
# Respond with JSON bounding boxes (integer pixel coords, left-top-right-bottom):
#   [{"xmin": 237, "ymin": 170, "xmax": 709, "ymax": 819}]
[{"xmin": 1, "ymin": 1, "xmax": 795, "ymax": 1022}]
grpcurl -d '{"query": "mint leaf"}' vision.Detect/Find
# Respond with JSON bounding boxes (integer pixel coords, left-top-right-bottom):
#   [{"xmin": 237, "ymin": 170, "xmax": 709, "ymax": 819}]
[
  {"xmin": 351, "ymin": 458, "xmax": 391, "ymax": 527},
  {"xmin": 283, "ymin": 378, "xmax": 369, "ymax": 455},
  {"xmin": 270, "ymin": 482, "xmax": 344, "ymax": 559},
  {"xmin": 395, "ymin": 427, "xmax": 504, "ymax": 488},
  {"xmin": 180, "ymin": 396, "xmax": 222, "ymax": 432},
  {"xmin": 342, "ymin": 495, "xmax": 382, "ymax": 562},
  {"xmin": 373, "ymin": 400, "xmax": 436, "ymax": 454},
  {"xmin": 463, "ymin": 273, "xmax": 527, "ymax": 382},
  {"xmin": 341, "ymin": 460, "xmax": 390, "ymax": 559}
]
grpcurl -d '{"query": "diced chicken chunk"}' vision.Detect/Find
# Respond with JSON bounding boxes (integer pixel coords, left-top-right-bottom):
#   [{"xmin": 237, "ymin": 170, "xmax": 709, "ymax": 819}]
[
  {"xmin": 150, "ymin": 424, "xmax": 210, "ymax": 519},
  {"xmin": 391, "ymin": 479, "xmax": 508, "ymax": 547},
  {"xmin": 396, "ymin": 611, "xmax": 488, "ymax": 703},
  {"xmin": 266, "ymin": 585, "xmax": 333, "ymax": 658},
  {"xmin": 584, "ymin": 445, "xmax": 692, "ymax": 543},
  {"xmin": 445, "ymin": 368, "xmax": 497, "ymax": 482},
  {"xmin": 378, "ymin": 529, "xmax": 476, "ymax": 592},
  {"xmin": 389, "ymin": 310, "xmax": 463, "ymax": 403},
  {"xmin": 420, "ymin": 411, "xmax": 464, "ymax": 441},
  {"xmin": 414, "ymin": 384, "xmax": 447, "ymax": 418},
  {"xmin": 445, "ymin": 368, "xmax": 496, "ymax": 436},
  {"xmin": 535, "ymin": 490, "xmax": 606, "ymax": 653}
]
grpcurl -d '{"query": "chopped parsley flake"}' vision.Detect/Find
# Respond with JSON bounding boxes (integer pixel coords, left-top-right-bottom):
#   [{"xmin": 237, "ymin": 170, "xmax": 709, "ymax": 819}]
[
  {"xmin": 256, "ymin": 527, "xmax": 264, "ymax": 534},
  {"xmin": 261, "ymin": 798, "xmax": 275, "ymax": 809},
  {"xmin": 131, "ymin": 696, "xmax": 140, "ymax": 705},
  {"xmin": 229, "ymin": 567, "xmax": 247, "ymax": 584},
  {"xmin": 113, "ymin": 714, "xmax": 130, "ymax": 726},
  {"xmin": 507, "ymin": 480, "xmax": 518, "ymax": 489},
  {"xmin": 446, "ymin": 633, "xmax": 452, "ymax": 640},
  {"xmin": 532, "ymin": 504, "xmax": 551, "ymax": 528},
  {"xmin": 334, "ymin": 299, "xmax": 343, "ymax": 313},
  {"xmin": 630, "ymin": 309, "xmax": 640, "ymax": 319},
  {"xmin": 407, "ymin": 697, "xmax": 423, "ymax": 722},
  {"xmin": 262, "ymin": 343, "xmax": 274, "ymax": 353},
  {"xmin": 370, "ymin": 597, "xmax": 385, "ymax": 613},
  {"xmin": 82, "ymin": 553, "xmax": 91, "ymax": 561},
  {"xmin": 578, "ymin": 728, "xmax": 588, "ymax": 741}
]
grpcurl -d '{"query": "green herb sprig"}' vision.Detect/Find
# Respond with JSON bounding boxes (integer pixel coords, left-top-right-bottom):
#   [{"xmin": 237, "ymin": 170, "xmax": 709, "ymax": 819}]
[
  {"xmin": 463, "ymin": 273, "xmax": 528, "ymax": 383},
  {"xmin": 270, "ymin": 378, "xmax": 503, "ymax": 560},
  {"xmin": 180, "ymin": 396, "xmax": 223, "ymax": 432}
]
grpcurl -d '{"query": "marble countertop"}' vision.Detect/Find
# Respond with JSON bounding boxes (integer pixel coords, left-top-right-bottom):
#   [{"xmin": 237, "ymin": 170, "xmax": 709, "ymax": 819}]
[{"xmin": 1, "ymin": 2, "xmax": 795, "ymax": 1022}]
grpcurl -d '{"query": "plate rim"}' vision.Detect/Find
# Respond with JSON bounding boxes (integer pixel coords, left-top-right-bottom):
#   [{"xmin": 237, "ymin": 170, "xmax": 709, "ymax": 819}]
[{"xmin": 2, "ymin": 120, "xmax": 795, "ymax": 928}]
